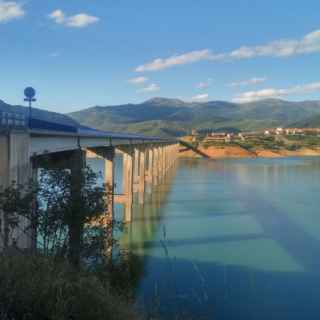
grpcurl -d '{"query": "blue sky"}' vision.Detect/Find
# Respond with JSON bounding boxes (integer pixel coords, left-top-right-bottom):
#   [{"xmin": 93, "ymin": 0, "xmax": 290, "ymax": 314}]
[{"xmin": 1, "ymin": 0, "xmax": 320, "ymax": 113}]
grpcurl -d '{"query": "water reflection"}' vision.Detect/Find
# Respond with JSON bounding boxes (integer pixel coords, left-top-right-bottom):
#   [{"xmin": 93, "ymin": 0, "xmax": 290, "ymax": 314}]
[{"xmin": 90, "ymin": 157, "xmax": 320, "ymax": 320}]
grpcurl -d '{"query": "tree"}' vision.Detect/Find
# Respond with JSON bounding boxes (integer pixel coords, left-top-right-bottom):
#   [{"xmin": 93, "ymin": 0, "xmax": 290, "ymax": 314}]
[
  {"xmin": 0, "ymin": 160, "xmax": 114, "ymax": 268},
  {"xmin": 35, "ymin": 163, "xmax": 112, "ymax": 267},
  {"xmin": 0, "ymin": 181, "xmax": 35, "ymax": 250}
]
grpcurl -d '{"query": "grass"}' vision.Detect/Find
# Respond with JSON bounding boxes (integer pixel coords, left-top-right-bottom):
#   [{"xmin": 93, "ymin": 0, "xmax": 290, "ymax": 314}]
[{"xmin": 0, "ymin": 253, "xmax": 141, "ymax": 320}]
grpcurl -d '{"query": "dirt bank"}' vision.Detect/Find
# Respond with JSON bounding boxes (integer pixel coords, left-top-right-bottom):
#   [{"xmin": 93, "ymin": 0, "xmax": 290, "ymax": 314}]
[{"xmin": 179, "ymin": 145, "xmax": 320, "ymax": 159}]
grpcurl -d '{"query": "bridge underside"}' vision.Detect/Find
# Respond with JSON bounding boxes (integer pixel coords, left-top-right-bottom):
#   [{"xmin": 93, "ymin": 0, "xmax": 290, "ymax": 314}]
[{"xmin": 0, "ymin": 129, "xmax": 180, "ymax": 250}]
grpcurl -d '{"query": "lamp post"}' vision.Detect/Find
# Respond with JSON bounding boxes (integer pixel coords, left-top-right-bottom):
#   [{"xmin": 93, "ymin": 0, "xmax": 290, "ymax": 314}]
[{"xmin": 24, "ymin": 87, "xmax": 36, "ymax": 129}]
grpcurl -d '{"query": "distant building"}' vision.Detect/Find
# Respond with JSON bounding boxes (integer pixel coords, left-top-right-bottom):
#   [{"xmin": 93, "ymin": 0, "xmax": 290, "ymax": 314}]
[{"xmin": 191, "ymin": 129, "xmax": 198, "ymax": 136}]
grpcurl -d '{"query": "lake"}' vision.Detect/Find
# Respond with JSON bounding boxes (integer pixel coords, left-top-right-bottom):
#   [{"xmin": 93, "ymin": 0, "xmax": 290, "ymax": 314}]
[{"xmin": 89, "ymin": 156, "xmax": 320, "ymax": 320}]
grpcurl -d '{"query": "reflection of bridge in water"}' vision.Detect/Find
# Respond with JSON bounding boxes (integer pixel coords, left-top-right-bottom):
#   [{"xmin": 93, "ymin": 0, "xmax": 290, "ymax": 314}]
[
  {"xmin": 0, "ymin": 109, "xmax": 180, "ymax": 250},
  {"xmin": 119, "ymin": 164, "xmax": 178, "ymax": 255}
]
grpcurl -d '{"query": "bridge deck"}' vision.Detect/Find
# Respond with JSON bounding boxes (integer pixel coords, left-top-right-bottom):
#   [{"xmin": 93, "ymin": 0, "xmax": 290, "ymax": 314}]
[{"xmin": 1, "ymin": 111, "xmax": 175, "ymax": 156}]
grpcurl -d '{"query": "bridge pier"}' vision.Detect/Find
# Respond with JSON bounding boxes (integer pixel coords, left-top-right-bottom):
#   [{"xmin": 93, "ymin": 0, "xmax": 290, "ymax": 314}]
[
  {"xmin": 87, "ymin": 147, "xmax": 115, "ymax": 222},
  {"xmin": 104, "ymin": 149, "xmax": 115, "ymax": 220},
  {"xmin": 147, "ymin": 147, "xmax": 154, "ymax": 186},
  {"xmin": 153, "ymin": 146, "xmax": 159, "ymax": 186},
  {"xmin": 122, "ymin": 149, "xmax": 134, "ymax": 222},
  {"xmin": 138, "ymin": 147, "xmax": 146, "ymax": 204},
  {"xmin": 160, "ymin": 146, "xmax": 165, "ymax": 180},
  {"xmin": 133, "ymin": 147, "xmax": 140, "ymax": 193}
]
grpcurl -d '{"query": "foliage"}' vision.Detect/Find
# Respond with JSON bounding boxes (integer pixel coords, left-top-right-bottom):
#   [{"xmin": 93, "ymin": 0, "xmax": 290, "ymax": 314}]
[
  {"xmin": 0, "ymin": 253, "xmax": 140, "ymax": 320},
  {"xmin": 33, "ymin": 164, "xmax": 110, "ymax": 267},
  {"xmin": 0, "ymin": 159, "xmax": 116, "ymax": 268},
  {"xmin": 0, "ymin": 181, "xmax": 36, "ymax": 249},
  {"xmin": 0, "ymin": 160, "xmax": 143, "ymax": 320}
]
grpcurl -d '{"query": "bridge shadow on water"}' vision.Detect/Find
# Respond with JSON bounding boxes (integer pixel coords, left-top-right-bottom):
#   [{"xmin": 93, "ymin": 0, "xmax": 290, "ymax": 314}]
[
  {"xmin": 119, "ymin": 158, "xmax": 320, "ymax": 320},
  {"xmin": 122, "ymin": 203, "xmax": 320, "ymax": 319}
]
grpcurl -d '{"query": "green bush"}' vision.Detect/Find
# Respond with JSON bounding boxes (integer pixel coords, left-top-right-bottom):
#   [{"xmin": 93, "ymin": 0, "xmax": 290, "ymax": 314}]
[
  {"xmin": 0, "ymin": 254, "xmax": 140, "ymax": 320},
  {"xmin": 286, "ymin": 144, "xmax": 300, "ymax": 151}
]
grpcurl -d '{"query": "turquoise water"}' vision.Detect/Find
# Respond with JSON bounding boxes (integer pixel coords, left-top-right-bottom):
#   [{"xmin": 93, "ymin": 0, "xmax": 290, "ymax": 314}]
[{"xmin": 90, "ymin": 157, "xmax": 320, "ymax": 319}]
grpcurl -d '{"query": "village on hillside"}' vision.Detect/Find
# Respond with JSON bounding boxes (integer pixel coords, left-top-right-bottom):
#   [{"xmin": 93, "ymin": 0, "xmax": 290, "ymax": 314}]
[
  {"xmin": 190, "ymin": 128, "xmax": 320, "ymax": 143},
  {"xmin": 180, "ymin": 127, "xmax": 320, "ymax": 158}
]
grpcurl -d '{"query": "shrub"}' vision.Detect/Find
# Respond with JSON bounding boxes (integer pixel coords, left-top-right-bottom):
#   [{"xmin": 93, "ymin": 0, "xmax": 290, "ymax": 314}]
[{"xmin": 0, "ymin": 254, "xmax": 140, "ymax": 320}]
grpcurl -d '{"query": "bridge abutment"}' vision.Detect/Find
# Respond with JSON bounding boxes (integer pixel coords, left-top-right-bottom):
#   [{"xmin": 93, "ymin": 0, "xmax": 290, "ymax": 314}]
[{"xmin": 0, "ymin": 131, "xmax": 34, "ymax": 250}]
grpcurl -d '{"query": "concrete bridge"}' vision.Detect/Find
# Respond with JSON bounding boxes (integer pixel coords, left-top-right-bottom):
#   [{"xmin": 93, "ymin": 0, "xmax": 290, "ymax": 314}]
[{"xmin": 0, "ymin": 111, "xmax": 180, "ymax": 249}]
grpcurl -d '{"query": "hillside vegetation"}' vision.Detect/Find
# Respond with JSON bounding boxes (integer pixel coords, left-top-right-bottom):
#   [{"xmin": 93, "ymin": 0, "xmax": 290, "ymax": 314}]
[
  {"xmin": 291, "ymin": 114, "xmax": 320, "ymax": 128},
  {"xmin": 69, "ymin": 98, "xmax": 320, "ymax": 137}
]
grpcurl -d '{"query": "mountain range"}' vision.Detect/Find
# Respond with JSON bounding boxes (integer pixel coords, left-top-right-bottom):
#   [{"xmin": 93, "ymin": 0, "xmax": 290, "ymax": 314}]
[
  {"xmin": 1, "ymin": 98, "xmax": 320, "ymax": 137},
  {"xmin": 69, "ymin": 98, "xmax": 320, "ymax": 137}
]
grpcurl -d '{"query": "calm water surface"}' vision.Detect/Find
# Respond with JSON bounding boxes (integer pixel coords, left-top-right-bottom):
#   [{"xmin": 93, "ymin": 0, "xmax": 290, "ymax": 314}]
[{"xmin": 90, "ymin": 157, "xmax": 320, "ymax": 320}]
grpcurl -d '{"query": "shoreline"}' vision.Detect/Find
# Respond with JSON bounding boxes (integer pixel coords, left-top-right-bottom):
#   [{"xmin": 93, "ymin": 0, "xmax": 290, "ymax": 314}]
[{"xmin": 179, "ymin": 145, "xmax": 320, "ymax": 159}]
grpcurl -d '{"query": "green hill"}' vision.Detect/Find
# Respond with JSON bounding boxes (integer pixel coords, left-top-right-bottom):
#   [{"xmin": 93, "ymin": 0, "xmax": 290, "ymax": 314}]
[
  {"xmin": 290, "ymin": 114, "xmax": 320, "ymax": 128},
  {"xmin": 69, "ymin": 98, "xmax": 320, "ymax": 137}
]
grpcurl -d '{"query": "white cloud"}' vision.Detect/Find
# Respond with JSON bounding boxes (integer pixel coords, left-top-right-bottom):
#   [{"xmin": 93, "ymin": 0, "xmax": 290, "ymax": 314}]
[
  {"xmin": 66, "ymin": 14, "xmax": 99, "ymax": 28},
  {"xmin": 196, "ymin": 78, "xmax": 212, "ymax": 89},
  {"xmin": 49, "ymin": 9, "xmax": 99, "ymax": 28},
  {"xmin": 232, "ymin": 81, "xmax": 320, "ymax": 103},
  {"xmin": 49, "ymin": 9, "xmax": 64, "ymax": 24},
  {"xmin": 138, "ymin": 83, "xmax": 160, "ymax": 93},
  {"xmin": 128, "ymin": 76, "xmax": 148, "ymax": 85},
  {"xmin": 0, "ymin": 1, "xmax": 24, "ymax": 23},
  {"xmin": 229, "ymin": 30, "xmax": 320, "ymax": 59},
  {"xmin": 136, "ymin": 29, "xmax": 320, "ymax": 72},
  {"xmin": 191, "ymin": 93, "xmax": 209, "ymax": 102},
  {"xmin": 230, "ymin": 77, "xmax": 267, "ymax": 87},
  {"xmin": 136, "ymin": 49, "xmax": 212, "ymax": 72}
]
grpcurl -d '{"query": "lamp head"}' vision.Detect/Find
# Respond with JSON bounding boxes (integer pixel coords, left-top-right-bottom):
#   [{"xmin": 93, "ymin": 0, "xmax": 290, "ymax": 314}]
[{"xmin": 24, "ymin": 87, "xmax": 36, "ymax": 100}]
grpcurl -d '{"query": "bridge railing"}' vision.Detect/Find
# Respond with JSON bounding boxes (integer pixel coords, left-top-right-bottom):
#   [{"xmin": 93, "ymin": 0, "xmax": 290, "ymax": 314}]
[
  {"xmin": 30, "ymin": 118, "xmax": 78, "ymax": 133},
  {"xmin": 0, "ymin": 111, "xmax": 27, "ymax": 129}
]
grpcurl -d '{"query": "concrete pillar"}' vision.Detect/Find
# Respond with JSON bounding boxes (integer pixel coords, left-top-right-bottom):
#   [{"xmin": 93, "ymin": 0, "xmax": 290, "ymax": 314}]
[
  {"xmin": 169, "ymin": 145, "xmax": 174, "ymax": 168},
  {"xmin": 158, "ymin": 146, "xmax": 163, "ymax": 181},
  {"xmin": 138, "ymin": 148, "xmax": 146, "ymax": 204},
  {"xmin": 165, "ymin": 145, "xmax": 169, "ymax": 173},
  {"xmin": 104, "ymin": 148, "xmax": 115, "ymax": 221},
  {"xmin": 133, "ymin": 147, "xmax": 140, "ymax": 192},
  {"xmin": 168, "ymin": 145, "xmax": 172, "ymax": 169},
  {"xmin": 147, "ymin": 147, "xmax": 154, "ymax": 185},
  {"xmin": 0, "ymin": 132, "xmax": 33, "ymax": 250},
  {"xmin": 162, "ymin": 145, "xmax": 166, "ymax": 175},
  {"xmin": 122, "ymin": 150, "xmax": 134, "ymax": 222},
  {"xmin": 9, "ymin": 132, "xmax": 31, "ymax": 185},
  {"xmin": 153, "ymin": 147, "xmax": 159, "ymax": 186},
  {"xmin": 161, "ymin": 146, "xmax": 166, "ymax": 178}
]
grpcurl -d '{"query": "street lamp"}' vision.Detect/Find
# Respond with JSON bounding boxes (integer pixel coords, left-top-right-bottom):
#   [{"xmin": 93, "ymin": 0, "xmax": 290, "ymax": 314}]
[{"xmin": 24, "ymin": 87, "xmax": 36, "ymax": 128}]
